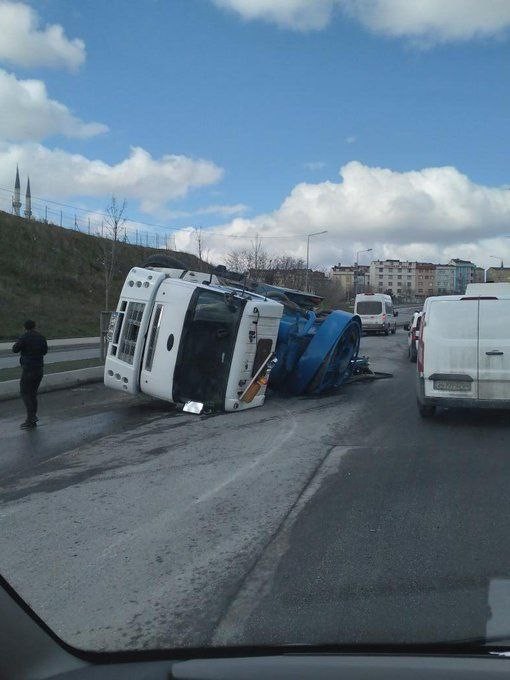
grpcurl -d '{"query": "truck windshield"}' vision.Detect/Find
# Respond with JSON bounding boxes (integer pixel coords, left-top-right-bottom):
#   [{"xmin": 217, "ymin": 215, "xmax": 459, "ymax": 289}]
[
  {"xmin": 357, "ymin": 301, "xmax": 383, "ymax": 315},
  {"xmin": 173, "ymin": 289, "xmax": 244, "ymax": 408}
]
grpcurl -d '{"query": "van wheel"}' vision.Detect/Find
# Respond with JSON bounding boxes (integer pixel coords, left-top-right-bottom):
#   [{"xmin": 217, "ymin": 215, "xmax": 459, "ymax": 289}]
[{"xmin": 418, "ymin": 401, "xmax": 436, "ymax": 418}]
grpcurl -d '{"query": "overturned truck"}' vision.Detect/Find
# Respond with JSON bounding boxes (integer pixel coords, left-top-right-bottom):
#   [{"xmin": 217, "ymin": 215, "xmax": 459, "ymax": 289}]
[{"xmin": 104, "ymin": 256, "xmax": 362, "ymax": 412}]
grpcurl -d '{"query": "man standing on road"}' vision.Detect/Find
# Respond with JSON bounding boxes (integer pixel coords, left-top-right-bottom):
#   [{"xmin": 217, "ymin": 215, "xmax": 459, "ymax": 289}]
[{"xmin": 12, "ymin": 320, "xmax": 48, "ymax": 429}]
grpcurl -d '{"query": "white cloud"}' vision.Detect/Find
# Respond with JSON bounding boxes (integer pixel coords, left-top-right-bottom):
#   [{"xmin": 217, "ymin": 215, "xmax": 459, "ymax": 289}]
[
  {"xmin": 0, "ymin": 69, "xmax": 107, "ymax": 141},
  {"xmin": 343, "ymin": 0, "xmax": 510, "ymax": 44},
  {"xmin": 211, "ymin": 0, "xmax": 336, "ymax": 30},
  {"xmin": 304, "ymin": 161, "xmax": 326, "ymax": 171},
  {"xmin": 345, "ymin": 135, "xmax": 356, "ymax": 144},
  {"xmin": 210, "ymin": 0, "xmax": 510, "ymax": 42},
  {"xmin": 0, "ymin": 1, "xmax": 85, "ymax": 70},
  {"xmin": 0, "ymin": 143, "xmax": 224, "ymax": 215},
  {"xmin": 172, "ymin": 161, "xmax": 510, "ymax": 269}
]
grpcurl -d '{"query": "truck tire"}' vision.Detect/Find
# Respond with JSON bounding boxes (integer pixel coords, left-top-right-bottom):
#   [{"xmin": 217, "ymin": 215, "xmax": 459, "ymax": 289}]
[
  {"xmin": 391, "ymin": 325, "xmax": 396, "ymax": 335},
  {"xmin": 384, "ymin": 328, "xmax": 389, "ymax": 336},
  {"xmin": 410, "ymin": 345, "xmax": 417, "ymax": 363},
  {"xmin": 418, "ymin": 401, "xmax": 436, "ymax": 418}
]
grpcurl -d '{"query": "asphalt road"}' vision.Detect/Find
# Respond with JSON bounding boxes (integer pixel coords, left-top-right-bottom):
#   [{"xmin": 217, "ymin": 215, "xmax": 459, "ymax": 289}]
[{"xmin": 1, "ymin": 329, "xmax": 509, "ymax": 654}]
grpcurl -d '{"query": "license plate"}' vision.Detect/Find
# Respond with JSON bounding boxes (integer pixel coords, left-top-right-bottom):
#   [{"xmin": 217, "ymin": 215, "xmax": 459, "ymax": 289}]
[{"xmin": 434, "ymin": 380, "xmax": 471, "ymax": 392}]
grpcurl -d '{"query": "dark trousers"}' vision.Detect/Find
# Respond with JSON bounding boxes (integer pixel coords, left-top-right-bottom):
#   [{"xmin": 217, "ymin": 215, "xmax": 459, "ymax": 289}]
[{"xmin": 20, "ymin": 367, "xmax": 43, "ymax": 422}]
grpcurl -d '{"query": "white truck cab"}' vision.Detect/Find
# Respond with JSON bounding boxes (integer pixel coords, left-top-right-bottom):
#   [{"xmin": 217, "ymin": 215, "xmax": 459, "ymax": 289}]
[
  {"xmin": 104, "ymin": 266, "xmax": 283, "ymax": 412},
  {"xmin": 417, "ymin": 289, "xmax": 510, "ymax": 416},
  {"xmin": 354, "ymin": 293, "xmax": 397, "ymax": 335}
]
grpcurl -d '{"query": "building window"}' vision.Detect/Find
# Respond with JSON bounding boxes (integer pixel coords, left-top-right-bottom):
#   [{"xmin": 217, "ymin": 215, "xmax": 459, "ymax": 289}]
[
  {"xmin": 407, "ymin": 282, "xmax": 412, "ymax": 287},
  {"xmin": 379, "ymin": 274, "xmax": 383, "ymax": 279},
  {"xmin": 397, "ymin": 275, "xmax": 402, "ymax": 279}
]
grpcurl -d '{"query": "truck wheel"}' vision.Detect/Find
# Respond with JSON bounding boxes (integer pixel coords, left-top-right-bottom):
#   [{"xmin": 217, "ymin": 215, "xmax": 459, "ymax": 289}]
[
  {"xmin": 418, "ymin": 401, "xmax": 436, "ymax": 418},
  {"xmin": 410, "ymin": 346, "xmax": 417, "ymax": 363},
  {"xmin": 384, "ymin": 328, "xmax": 389, "ymax": 336},
  {"xmin": 391, "ymin": 326, "xmax": 396, "ymax": 335}
]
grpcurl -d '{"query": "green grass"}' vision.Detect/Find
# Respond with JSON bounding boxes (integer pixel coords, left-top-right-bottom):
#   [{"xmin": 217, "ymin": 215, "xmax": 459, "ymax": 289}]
[
  {"xmin": 0, "ymin": 210, "xmax": 209, "ymax": 341},
  {"xmin": 0, "ymin": 357, "xmax": 103, "ymax": 382}
]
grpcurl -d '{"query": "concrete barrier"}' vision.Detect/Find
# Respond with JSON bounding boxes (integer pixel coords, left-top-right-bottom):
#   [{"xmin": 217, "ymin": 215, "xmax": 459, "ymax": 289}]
[{"xmin": 0, "ymin": 365, "xmax": 104, "ymax": 402}]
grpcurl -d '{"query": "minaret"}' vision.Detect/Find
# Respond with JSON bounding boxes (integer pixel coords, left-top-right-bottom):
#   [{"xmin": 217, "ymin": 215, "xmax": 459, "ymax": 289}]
[
  {"xmin": 12, "ymin": 166, "xmax": 21, "ymax": 216},
  {"xmin": 24, "ymin": 177, "xmax": 32, "ymax": 219}
]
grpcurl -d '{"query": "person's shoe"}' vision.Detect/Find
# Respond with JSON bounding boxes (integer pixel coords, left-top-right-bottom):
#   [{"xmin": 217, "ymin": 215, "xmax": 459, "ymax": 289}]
[{"xmin": 20, "ymin": 420, "xmax": 37, "ymax": 429}]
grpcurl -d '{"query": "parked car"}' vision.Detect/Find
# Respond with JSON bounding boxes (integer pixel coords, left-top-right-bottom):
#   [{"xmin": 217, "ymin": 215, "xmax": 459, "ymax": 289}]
[
  {"xmin": 407, "ymin": 311, "xmax": 422, "ymax": 362},
  {"xmin": 354, "ymin": 293, "xmax": 398, "ymax": 335},
  {"xmin": 417, "ymin": 291, "xmax": 510, "ymax": 417}
]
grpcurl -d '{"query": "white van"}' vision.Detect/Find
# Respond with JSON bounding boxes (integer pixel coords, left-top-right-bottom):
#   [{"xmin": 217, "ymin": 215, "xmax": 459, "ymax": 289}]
[
  {"xmin": 417, "ymin": 291, "xmax": 510, "ymax": 416},
  {"xmin": 354, "ymin": 293, "xmax": 397, "ymax": 335}
]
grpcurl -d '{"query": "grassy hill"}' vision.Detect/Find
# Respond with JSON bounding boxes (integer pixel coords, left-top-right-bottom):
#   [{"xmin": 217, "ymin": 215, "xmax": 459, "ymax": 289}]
[{"xmin": 0, "ymin": 211, "xmax": 209, "ymax": 341}]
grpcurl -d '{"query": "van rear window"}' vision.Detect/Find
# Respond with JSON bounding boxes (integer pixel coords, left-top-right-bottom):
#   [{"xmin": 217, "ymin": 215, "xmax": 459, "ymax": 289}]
[{"xmin": 357, "ymin": 301, "xmax": 382, "ymax": 315}]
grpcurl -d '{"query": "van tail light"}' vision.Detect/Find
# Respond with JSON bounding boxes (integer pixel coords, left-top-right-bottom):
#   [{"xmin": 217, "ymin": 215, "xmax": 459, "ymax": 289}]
[{"xmin": 382, "ymin": 314, "xmax": 387, "ymax": 320}]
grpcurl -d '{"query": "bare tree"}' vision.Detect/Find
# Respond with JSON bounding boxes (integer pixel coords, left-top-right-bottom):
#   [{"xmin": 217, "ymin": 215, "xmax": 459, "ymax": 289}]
[
  {"xmin": 225, "ymin": 236, "xmax": 270, "ymax": 273},
  {"xmin": 101, "ymin": 196, "xmax": 127, "ymax": 310}
]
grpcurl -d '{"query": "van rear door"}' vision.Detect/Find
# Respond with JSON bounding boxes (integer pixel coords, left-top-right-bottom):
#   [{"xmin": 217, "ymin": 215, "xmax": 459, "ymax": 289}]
[
  {"xmin": 478, "ymin": 299, "xmax": 510, "ymax": 401},
  {"xmin": 423, "ymin": 299, "xmax": 478, "ymax": 399}
]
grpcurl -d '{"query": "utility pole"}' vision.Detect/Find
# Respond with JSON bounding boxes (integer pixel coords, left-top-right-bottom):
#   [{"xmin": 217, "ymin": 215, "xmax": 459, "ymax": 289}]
[
  {"xmin": 354, "ymin": 248, "xmax": 372, "ymax": 297},
  {"xmin": 305, "ymin": 230, "xmax": 328, "ymax": 292},
  {"xmin": 44, "ymin": 205, "xmax": 48, "ymax": 223},
  {"xmin": 60, "ymin": 210, "xmax": 63, "ymax": 227},
  {"xmin": 88, "ymin": 218, "xmax": 91, "ymax": 234}
]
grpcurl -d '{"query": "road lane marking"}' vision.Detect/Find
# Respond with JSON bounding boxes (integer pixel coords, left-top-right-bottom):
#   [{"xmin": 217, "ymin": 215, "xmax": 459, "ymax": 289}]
[{"xmin": 211, "ymin": 444, "xmax": 362, "ymax": 645}]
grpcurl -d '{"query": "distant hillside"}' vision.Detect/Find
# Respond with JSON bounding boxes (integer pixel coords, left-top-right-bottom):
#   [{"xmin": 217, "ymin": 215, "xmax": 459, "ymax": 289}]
[{"xmin": 0, "ymin": 211, "xmax": 210, "ymax": 341}]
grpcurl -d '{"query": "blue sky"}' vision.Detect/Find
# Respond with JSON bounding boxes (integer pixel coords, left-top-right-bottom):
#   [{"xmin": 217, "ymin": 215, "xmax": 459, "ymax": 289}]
[{"xmin": 1, "ymin": 0, "xmax": 510, "ymax": 267}]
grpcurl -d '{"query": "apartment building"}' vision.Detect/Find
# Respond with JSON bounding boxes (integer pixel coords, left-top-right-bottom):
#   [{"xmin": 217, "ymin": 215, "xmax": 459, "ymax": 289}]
[
  {"xmin": 474, "ymin": 267, "xmax": 485, "ymax": 283},
  {"xmin": 331, "ymin": 264, "xmax": 370, "ymax": 299},
  {"xmin": 448, "ymin": 258, "xmax": 477, "ymax": 293},
  {"xmin": 369, "ymin": 260, "xmax": 417, "ymax": 299},
  {"xmin": 331, "ymin": 264, "xmax": 354, "ymax": 299},
  {"xmin": 435, "ymin": 264, "xmax": 456, "ymax": 295},
  {"xmin": 415, "ymin": 262, "xmax": 436, "ymax": 299},
  {"xmin": 486, "ymin": 266, "xmax": 510, "ymax": 283}
]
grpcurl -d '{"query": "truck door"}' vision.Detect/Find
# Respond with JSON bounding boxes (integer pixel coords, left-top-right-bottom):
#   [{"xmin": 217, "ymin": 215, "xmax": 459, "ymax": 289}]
[
  {"xmin": 478, "ymin": 299, "xmax": 510, "ymax": 401},
  {"xmin": 172, "ymin": 288, "xmax": 244, "ymax": 409},
  {"xmin": 139, "ymin": 279, "xmax": 195, "ymax": 402}
]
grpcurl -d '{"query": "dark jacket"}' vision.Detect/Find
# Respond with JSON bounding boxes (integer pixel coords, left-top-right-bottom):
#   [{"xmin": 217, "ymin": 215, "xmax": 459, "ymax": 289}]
[{"xmin": 12, "ymin": 330, "xmax": 48, "ymax": 369}]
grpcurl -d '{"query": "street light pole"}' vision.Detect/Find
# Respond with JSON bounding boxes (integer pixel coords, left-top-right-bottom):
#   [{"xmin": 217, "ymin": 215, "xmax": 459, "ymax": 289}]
[
  {"xmin": 354, "ymin": 248, "xmax": 372, "ymax": 297},
  {"xmin": 305, "ymin": 230, "xmax": 328, "ymax": 291}
]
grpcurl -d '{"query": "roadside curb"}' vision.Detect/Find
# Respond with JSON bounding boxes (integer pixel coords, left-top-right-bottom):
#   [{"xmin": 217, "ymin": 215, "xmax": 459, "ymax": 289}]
[{"xmin": 0, "ymin": 366, "xmax": 104, "ymax": 402}]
